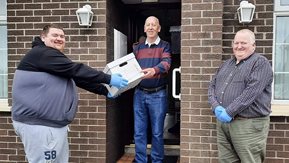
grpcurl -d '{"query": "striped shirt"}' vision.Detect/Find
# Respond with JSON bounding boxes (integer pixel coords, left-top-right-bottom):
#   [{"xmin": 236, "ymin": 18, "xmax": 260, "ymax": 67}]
[
  {"xmin": 133, "ymin": 37, "xmax": 171, "ymax": 88},
  {"xmin": 208, "ymin": 53, "xmax": 273, "ymax": 118}
]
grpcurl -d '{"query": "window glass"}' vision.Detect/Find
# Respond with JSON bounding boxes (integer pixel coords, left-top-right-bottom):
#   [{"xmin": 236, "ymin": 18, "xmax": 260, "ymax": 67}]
[
  {"xmin": 0, "ymin": 27, "xmax": 7, "ymax": 99},
  {"xmin": 0, "ymin": 1, "xmax": 7, "ymax": 99},
  {"xmin": 0, "ymin": 0, "xmax": 6, "ymax": 16},
  {"xmin": 280, "ymin": 0, "xmax": 289, "ymax": 6}
]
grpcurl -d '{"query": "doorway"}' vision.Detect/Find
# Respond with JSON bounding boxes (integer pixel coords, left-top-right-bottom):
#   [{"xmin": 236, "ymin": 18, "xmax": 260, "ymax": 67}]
[{"xmin": 109, "ymin": 1, "xmax": 181, "ymax": 162}]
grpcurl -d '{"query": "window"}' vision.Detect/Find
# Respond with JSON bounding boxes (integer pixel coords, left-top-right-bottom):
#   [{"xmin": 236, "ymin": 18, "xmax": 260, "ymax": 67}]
[
  {"xmin": 0, "ymin": 0, "xmax": 8, "ymax": 111},
  {"xmin": 273, "ymin": 14, "xmax": 289, "ymax": 103},
  {"xmin": 271, "ymin": 0, "xmax": 289, "ymax": 115}
]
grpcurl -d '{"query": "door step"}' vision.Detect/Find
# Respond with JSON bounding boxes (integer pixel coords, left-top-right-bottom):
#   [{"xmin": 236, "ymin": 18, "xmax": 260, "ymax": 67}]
[{"xmin": 124, "ymin": 144, "xmax": 180, "ymax": 156}]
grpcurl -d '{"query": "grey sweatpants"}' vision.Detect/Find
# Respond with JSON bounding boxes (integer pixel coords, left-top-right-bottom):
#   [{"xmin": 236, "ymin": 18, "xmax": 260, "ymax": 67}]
[{"xmin": 13, "ymin": 121, "xmax": 69, "ymax": 163}]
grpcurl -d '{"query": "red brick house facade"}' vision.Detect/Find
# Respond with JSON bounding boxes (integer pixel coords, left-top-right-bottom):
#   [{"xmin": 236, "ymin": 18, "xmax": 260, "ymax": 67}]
[{"xmin": 0, "ymin": 0, "xmax": 288, "ymax": 163}]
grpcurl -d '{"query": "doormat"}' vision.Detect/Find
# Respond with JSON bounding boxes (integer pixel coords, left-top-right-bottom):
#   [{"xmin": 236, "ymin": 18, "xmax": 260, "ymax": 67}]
[{"xmin": 163, "ymin": 155, "xmax": 179, "ymax": 163}]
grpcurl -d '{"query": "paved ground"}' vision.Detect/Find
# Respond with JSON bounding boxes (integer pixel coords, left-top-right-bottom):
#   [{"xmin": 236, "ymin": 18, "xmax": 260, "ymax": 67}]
[{"xmin": 117, "ymin": 153, "xmax": 180, "ymax": 163}]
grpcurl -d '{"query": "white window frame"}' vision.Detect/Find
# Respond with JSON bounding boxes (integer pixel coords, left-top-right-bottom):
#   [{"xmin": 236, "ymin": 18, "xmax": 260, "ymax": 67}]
[
  {"xmin": 271, "ymin": 10, "xmax": 289, "ymax": 115},
  {"xmin": 0, "ymin": 1, "xmax": 9, "ymax": 112},
  {"xmin": 0, "ymin": 99, "xmax": 9, "ymax": 112},
  {"xmin": 274, "ymin": 0, "xmax": 289, "ymax": 12},
  {"xmin": 0, "ymin": 16, "xmax": 6, "ymax": 21}
]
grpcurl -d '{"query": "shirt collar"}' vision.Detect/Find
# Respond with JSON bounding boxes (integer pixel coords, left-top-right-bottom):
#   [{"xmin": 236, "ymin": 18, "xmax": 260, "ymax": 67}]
[
  {"xmin": 145, "ymin": 36, "xmax": 160, "ymax": 47},
  {"xmin": 234, "ymin": 52, "xmax": 256, "ymax": 65}
]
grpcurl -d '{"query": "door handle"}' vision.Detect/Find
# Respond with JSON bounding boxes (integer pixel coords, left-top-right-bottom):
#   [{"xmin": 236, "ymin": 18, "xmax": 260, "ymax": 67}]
[{"xmin": 172, "ymin": 67, "xmax": 181, "ymax": 99}]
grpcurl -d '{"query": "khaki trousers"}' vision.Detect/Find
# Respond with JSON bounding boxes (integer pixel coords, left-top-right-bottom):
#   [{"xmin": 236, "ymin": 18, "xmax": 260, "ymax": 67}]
[{"xmin": 217, "ymin": 116, "xmax": 270, "ymax": 163}]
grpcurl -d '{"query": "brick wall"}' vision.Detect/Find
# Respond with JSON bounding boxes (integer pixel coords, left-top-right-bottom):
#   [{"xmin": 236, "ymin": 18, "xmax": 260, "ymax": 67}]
[
  {"xmin": 180, "ymin": 1, "xmax": 223, "ymax": 162},
  {"xmin": 266, "ymin": 117, "xmax": 289, "ymax": 163},
  {"xmin": 1, "ymin": 0, "xmax": 108, "ymax": 163}
]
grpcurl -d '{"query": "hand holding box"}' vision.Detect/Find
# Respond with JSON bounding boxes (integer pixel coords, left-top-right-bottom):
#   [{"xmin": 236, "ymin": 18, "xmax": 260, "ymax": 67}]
[{"xmin": 103, "ymin": 53, "xmax": 144, "ymax": 97}]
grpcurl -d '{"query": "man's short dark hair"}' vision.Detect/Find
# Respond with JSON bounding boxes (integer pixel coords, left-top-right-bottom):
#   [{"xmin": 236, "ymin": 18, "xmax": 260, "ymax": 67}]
[{"xmin": 41, "ymin": 24, "xmax": 64, "ymax": 36}]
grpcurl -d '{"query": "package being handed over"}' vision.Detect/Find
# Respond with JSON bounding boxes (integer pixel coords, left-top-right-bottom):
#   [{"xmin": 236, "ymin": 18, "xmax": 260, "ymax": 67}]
[{"xmin": 103, "ymin": 53, "xmax": 144, "ymax": 97}]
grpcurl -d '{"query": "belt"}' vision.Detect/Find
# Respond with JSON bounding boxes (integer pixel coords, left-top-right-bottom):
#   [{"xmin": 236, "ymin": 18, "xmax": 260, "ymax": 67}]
[
  {"xmin": 234, "ymin": 116, "xmax": 249, "ymax": 120},
  {"xmin": 137, "ymin": 85, "xmax": 166, "ymax": 93},
  {"xmin": 234, "ymin": 115, "xmax": 267, "ymax": 120}
]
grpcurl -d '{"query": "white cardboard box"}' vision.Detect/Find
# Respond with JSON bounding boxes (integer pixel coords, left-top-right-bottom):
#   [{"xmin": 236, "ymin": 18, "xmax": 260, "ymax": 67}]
[{"xmin": 103, "ymin": 53, "xmax": 144, "ymax": 96}]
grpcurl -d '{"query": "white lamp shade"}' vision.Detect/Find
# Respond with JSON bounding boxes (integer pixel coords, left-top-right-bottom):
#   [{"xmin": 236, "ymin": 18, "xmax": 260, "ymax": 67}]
[
  {"xmin": 76, "ymin": 5, "xmax": 93, "ymax": 26},
  {"xmin": 237, "ymin": 1, "xmax": 255, "ymax": 23}
]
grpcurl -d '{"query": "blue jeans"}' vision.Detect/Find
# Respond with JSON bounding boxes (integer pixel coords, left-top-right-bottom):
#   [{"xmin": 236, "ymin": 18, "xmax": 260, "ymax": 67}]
[{"xmin": 134, "ymin": 88, "xmax": 167, "ymax": 163}]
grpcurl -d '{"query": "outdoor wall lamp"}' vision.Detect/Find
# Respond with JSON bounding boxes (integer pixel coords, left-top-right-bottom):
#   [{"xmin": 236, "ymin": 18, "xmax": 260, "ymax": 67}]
[
  {"xmin": 237, "ymin": 0, "xmax": 255, "ymax": 24},
  {"xmin": 76, "ymin": 4, "xmax": 93, "ymax": 27}
]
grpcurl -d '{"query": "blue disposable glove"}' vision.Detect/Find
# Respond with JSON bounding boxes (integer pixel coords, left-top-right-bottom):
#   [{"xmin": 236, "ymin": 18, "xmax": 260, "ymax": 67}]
[
  {"xmin": 214, "ymin": 106, "xmax": 224, "ymax": 117},
  {"xmin": 218, "ymin": 109, "xmax": 233, "ymax": 123},
  {"xmin": 110, "ymin": 73, "xmax": 128, "ymax": 89},
  {"xmin": 107, "ymin": 92, "xmax": 118, "ymax": 99}
]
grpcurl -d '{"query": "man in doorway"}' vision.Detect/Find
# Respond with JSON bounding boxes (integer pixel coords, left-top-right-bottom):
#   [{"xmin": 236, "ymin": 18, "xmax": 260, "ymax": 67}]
[
  {"xmin": 208, "ymin": 29, "xmax": 273, "ymax": 163},
  {"xmin": 11, "ymin": 24, "xmax": 128, "ymax": 163},
  {"xmin": 133, "ymin": 16, "xmax": 171, "ymax": 163}
]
